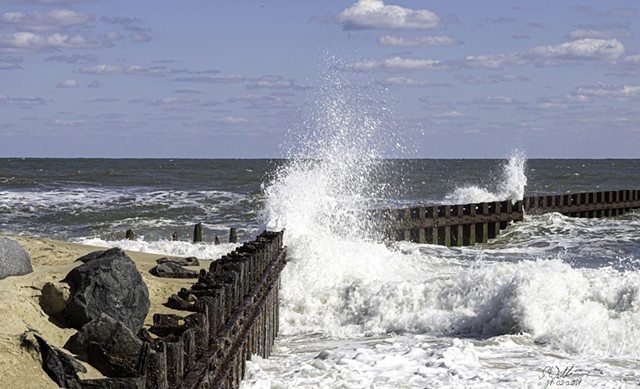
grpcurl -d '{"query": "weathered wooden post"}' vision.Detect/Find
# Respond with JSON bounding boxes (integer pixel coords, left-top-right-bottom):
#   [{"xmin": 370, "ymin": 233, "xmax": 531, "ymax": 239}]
[
  {"xmin": 165, "ymin": 339, "xmax": 184, "ymax": 388},
  {"xmin": 126, "ymin": 229, "xmax": 135, "ymax": 240},
  {"xmin": 145, "ymin": 343, "xmax": 168, "ymax": 389},
  {"xmin": 172, "ymin": 232, "xmax": 179, "ymax": 241},
  {"xmin": 193, "ymin": 223, "xmax": 202, "ymax": 243},
  {"xmin": 214, "ymin": 236, "xmax": 220, "ymax": 245},
  {"xmin": 229, "ymin": 227, "xmax": 238, "ymax": 243}
]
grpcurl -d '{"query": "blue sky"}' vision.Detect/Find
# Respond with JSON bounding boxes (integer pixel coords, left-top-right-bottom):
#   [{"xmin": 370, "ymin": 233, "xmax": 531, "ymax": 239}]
[{"xmin": 1, "ymin": 0, "xmax": 639, "ymax": 158}]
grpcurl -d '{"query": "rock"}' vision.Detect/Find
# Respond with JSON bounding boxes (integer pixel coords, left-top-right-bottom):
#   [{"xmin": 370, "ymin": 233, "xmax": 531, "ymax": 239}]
[
  {"xmin": 21, "ymin": 330, "xmax": 86, "ymax": 388},
  {"xmin": 75, "ymin": 250, "xmax": 106, "ymax": 262},
  {"xmin": 40, "ymin": 282, "xmax": 71, "ymax": 321},
  {"xmin": 64, "ymin": 314, "xmax": 145, "ymax": 378},
  {"xmin": 63, "ymin": 248, "xmax": 150, "ymax": 332},
  {"xmin": 150, "ymin": 262, "xmax": 198, "ymax": 279},
  {"xmin": 0, "ymin": 235, "xmax": 33, "ymax": 280},
  {"xmin": 156, "ymin": 256, "xmax": 200, "ymax": 266}
]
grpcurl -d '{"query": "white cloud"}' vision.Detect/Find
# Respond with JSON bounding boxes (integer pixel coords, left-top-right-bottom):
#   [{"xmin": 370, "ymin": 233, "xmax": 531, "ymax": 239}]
[
  {"xmin": 56, "ymin": 78, "xmax": 79, "ymax": 88},
  {"xmin": 347, "ymin": 56, "xmax": 455, "ymax": 72},
  {"xmin": 247, "ymin": 75, "xmax": 294, "ymax": 89},
  {"xmin": 228, "ymin": 94, "xmax": 292, "ymax": 109},
  {"xmin": 378, "ymin": 35, "xmax": 462, "ymax": 47},
  {"xmin": 347, "ymin": 38, "xmax": 626, "ymax": 75},
  {"xmin": 0, "ymin": 31, "xmax": 104, "ymax": 52},
  {"xmin": 0, "ymin": 55, "xmax": 22, "ymax": 69},
  {"xmin": 575, "ymin": 83, "xmax": 640, "ymax": 100},
  {"xmin": 129, "ymin": 97, "xmax": 201, "ymax": 106},
  {"xmin": 455, "ymin": 74, "xmax": 529, "ymax": 84},
  {"xmin": 624, "ymin": 55, "xmax": 640, "ymax": 65},
  {"xmin": 79, "ymin": 64, "xmax": 123, "ymax": 74},
  {"xmin": 377, "ymin": 76, "xmax": 450, "ymax": 87},
  {"xmin": 85, "ymin": 97, "xmax": 119, "ymax": 103},
  {"xmin": 45, "ymin": 53, "xmax": 96, "ymax": 64},
  {"xmin": 130, "ymin": 32, "xmax": 151, "ymax": 43},
  {"xmin": 472, "ymin": 96, "xmax": 516, "ymax": 105},
  {"xmin": 0, "ymin": 94, "xmax": 45, "ymax": 107},
  {"xmin": 175, "ymin": 74, "xmax": 246, "ymax": 83},
  {"xmin": 214, "ymin": 116, "xmax": 249, "ymax": 125},
  {"xmin": 527, "ymin": 38, "xmax": 625, "ymax": 61},
  {"xmin": 436, "ymin": 111, "xmax": 464, "ymax": 118},
  {"xmin": 80, "ymin": 64, "xmax": 182, "ymax": 76},
  {"xmin": 103, "ymin": 31, "xmax": 124, "ymax": 43},
  {"xmin": 464, "ymin": 53, "xmax": 525, "ymax": 69},
  {"xmin": 337, "ymin": 0, "xmax": 442, "ymax": 30},
  {"xmin": 568, "ymin": 28, "xmax": 631, "ymax": 39},
  {"xmin": 0, "ymin": 9, "xmax": 94, "ymax": 32}
]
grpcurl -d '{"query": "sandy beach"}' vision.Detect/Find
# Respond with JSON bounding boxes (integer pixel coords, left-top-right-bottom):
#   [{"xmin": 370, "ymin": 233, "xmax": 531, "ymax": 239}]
[{"xmin": 0, "ymin": 235, "xmax": 210, "ymax": 388}]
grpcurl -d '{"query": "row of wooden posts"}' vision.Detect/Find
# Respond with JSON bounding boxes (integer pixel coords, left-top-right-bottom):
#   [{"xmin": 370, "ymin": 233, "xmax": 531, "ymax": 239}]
[
  {"xmin": 77, "ymin": 230, "xmax": 286, "ymax": 389},
  {"xmin": 380, "ymin": 189, "xmax": 640, "ymax": 247},
  {"xmin": 125, "ymin": 225, "xmax": 239, "ymax": 244}
]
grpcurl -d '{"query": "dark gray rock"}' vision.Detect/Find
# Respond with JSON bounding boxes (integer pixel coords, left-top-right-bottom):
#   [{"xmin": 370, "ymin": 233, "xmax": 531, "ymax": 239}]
[
  {"xmin": 64, "ymin": 314, "xmax": 145, "ymax": 378},
  {"xmin": 150, "ymin": 261, "xmax": 198, "ymax": 279},
  {"xmin": 76, "ymin": 250, "xmax": 106, "ymax": 263},
  {"xmin": 156, "ymin": 256, "xmax": 200, "ymax": 266},
  {"xmin": 0, "ymin": 236, "xmax": 33, "ymax": 280},
  {"xmin": 21, "ymin": 331, "xmax": 86, "ymax": 388},
  {"xmin": 62, "ymin": 248, "xmax": 150, "ymax": 332}
]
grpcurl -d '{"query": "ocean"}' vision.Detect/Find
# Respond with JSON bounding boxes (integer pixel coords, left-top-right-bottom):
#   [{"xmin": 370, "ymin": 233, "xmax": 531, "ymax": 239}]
[{"xmin": 1, "ymin": 157, "xmax": 639, "ymax": 388}]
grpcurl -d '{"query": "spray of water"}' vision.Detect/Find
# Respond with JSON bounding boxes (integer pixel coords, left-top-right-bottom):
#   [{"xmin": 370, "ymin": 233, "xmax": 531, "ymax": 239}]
[
  {"xmin": 260, "ymin": 62, "xmax": 426, "ymax": 336},
  {"xmin": 444, "ymin": 149, "xmax": 527, "ymax": 204},
  {"xmin": 262, "ymin": 66, "xmax": 392, "ymax": 242}
]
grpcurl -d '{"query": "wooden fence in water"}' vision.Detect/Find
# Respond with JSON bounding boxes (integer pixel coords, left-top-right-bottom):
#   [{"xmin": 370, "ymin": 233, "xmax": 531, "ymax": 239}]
[{"xmin": 378, "ymin": 189, "xmax": 640, "ymax": 247}]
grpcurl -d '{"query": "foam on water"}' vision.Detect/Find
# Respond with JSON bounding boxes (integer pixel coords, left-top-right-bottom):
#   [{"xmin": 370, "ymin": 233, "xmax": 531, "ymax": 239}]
[
  {"xmin": 444, "ymin": 149, "xmax": 527, "ymax": 204},
  {"xmin": 256, "ymin": 65, "xmax": 640, "ymax": 386},
  {"xmin": 73, "ymin": 237, "xmax": 240, "ymax": 260}
]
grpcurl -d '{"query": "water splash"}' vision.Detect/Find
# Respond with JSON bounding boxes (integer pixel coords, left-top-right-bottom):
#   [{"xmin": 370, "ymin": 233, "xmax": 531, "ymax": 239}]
[
  {"xmin": 262, "ymin": 65, "xmax": 392, "ymax": 242},
  {"xmin": 444, "ymin": 149, "xmax": 527, "ymax": 204}
]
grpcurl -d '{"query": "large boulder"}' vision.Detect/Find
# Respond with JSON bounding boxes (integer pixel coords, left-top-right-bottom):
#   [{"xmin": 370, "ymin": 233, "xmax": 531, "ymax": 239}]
[
  {"xmin": 0, "ymin": 235, "xmax": 33, "ymax": 280},
  {"xmin": 62, "ymin": 248, "xmax": 150, "ymax": 332}
]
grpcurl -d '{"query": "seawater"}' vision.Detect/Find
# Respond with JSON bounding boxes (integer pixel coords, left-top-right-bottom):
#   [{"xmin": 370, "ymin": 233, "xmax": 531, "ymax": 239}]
[{"xmin": 1, "ymin": 158, "xmax": 640, "ymax": 388}]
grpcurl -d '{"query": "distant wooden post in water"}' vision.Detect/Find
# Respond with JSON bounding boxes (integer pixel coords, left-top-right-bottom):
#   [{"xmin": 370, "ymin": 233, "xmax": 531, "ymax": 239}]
[
  {"xmin": 229, "ymin": 227, "xmax": 238, "ymax": 243},
  {"xmin": 126, "ymin": 229, "xmax": 135, "ymax": 240},
  {"xmin": 193, "ymin": 223, "xmax": 202, "ymax": 243}
]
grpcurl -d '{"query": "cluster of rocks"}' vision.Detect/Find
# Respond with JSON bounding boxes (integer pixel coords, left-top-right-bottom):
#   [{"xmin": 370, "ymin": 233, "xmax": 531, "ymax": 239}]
[
  {"xmin": 0, "ymin": 235, "xmax": 206, "ymax": 387},
  {"xmin": 33, "ymin": 248, "xmax": 151, "ymax": 387}
]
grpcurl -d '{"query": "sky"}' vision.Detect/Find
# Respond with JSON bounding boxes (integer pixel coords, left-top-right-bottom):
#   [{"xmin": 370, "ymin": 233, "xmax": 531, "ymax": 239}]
[{"xmin": 1, "ymin": 0, "xmax": 639, "ymax": 159}]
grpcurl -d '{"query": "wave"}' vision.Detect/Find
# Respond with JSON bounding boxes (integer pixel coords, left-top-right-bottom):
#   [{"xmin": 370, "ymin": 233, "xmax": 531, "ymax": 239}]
[{"xmin": 444, "ymin": 149, "xmax": 527, "ymax": 204}]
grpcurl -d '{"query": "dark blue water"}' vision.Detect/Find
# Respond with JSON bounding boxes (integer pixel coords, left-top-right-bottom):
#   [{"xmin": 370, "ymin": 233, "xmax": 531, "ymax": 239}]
[{"xmin": 1, "ymin": 158, "xmax": 637, "ymax": 242}]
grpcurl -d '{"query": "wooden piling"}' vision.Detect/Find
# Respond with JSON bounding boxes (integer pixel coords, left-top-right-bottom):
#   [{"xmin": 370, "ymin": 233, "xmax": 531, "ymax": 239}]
[
  {"xmin": 229, "ymin": 228, "xmax": 238, "ymax": 243},
  {"xmin": 193, "ymin": 223, "xmax": 202, "ymax": 243},
  {"xmin": 126, "ymin": 229, "xmax": 135, "ymax": 240}
]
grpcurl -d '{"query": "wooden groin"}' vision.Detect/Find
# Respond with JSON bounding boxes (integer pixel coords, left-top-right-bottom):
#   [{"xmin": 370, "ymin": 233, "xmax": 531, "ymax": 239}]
[
  {"xmin": 374, "ymin": 200, "xmax": 523, "ymax": 246},
  {"xmin": 379, "ymin": 189, "xmax": 640, "ymax": 247},
  {"xmin": 524, "ymin": 189, "xmax": 640, "ymax": 218},
  {"xmin": 77, "ymin": 230, "xmax": 286, "ymax": 389}
]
